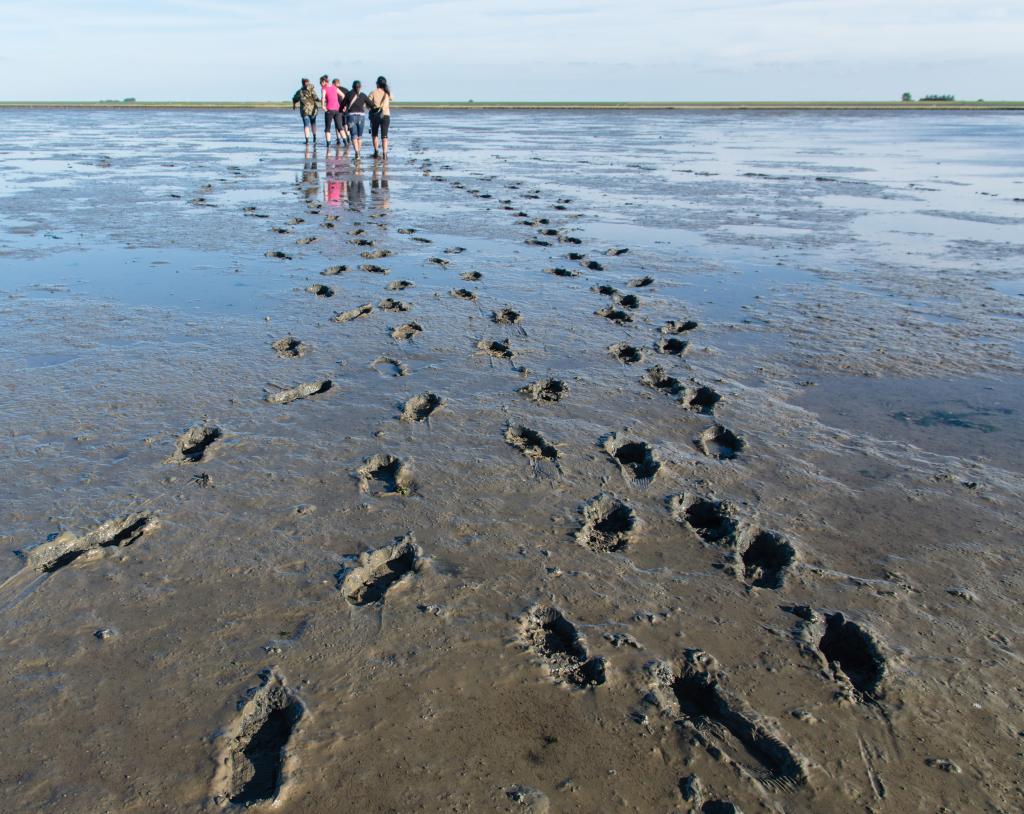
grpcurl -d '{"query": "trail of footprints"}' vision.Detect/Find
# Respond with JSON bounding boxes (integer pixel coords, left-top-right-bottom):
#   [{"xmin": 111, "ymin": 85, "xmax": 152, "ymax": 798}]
[{"xmin": 14, "ymin": 157, "xmax": 893, "ymax": 809}]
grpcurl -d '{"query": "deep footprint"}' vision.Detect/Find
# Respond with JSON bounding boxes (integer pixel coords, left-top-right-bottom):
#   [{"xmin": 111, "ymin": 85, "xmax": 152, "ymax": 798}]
[
  {"xmin": 697, "ymin": 425, "xmax": 744, "ymax": 459},
  {"xmin": 332, "ymin": 304, "xmax": 374, "ymax": 324},
  {"xmin": 266, "ymin": 379, "xmax": 332, "ymax": 405},
  {"xmin": 392, "ymin": 322, "xmax": 423, "ymax": 341},
  {"xmin": 305, "ymin": 284, "xmax": 334, "ymax": 298},
  {"xmin": 402, "ymin": 392, "xmax": 442, "ymax": 421},
  {"xmin": 168, "ymin": 424, "xmax": 221, "ymax": 464},
  {"xmin": 272, "ymin": 337, "xmax": 308, "ymax": 358},
  {"xmin": 492, "ymin": 307, "xmax": 522, "ymax": 325},
  {"xmin": 357, "ymin": 453, "xmax": 413, "ymax": 495},
  {"xmin": 657, "ymin": 337, "xmax": 688, "ymax": 355},
  {"xmin": 338, "ymin": 535, "xmax": 423, "ymax": 605},
  {"xmin": 477, "ymin": 339, "xmax": 513, "ymax": 358},
  {"xmin": 505, "ymin": 425, "xmax": 558, "ymax": 461},
  {"xmin": 669, "ymin": 494, "xmax": 738, "ymax": 544},
  {"xmin": 684, "ymin": 385, "xmax": 721, "ymax": 414},
  {"xmin": 519, "ymin": 379, "xmax": 567, "ymax": 403},
  {"xmin": 602, "ymin": 435, "xmax": 659, "ymax": 485},
  {"xmin": 518, "ymin": 605, "xmax": 606, "ymax": 689},
  {"xmin": 738, "ymin": 530, "xmax": 796, "ymax": 589},
  {"xmin": 23, "ymin": 512, "xmax": 158, "ymax": 573},
  {"xmin": 642, "ymin": 365, "xmax": 683, "ymax": 395},
  {"xmin": 609, "ymin": 343, "xmax": 644, "ymax": 364},
  {"xmin": 576, "ymin": 493, "xmax": 637, "ymax": 552},
  {"xmin": 371, "ymin": 356, "xmax": 408, "ymax": 377}
]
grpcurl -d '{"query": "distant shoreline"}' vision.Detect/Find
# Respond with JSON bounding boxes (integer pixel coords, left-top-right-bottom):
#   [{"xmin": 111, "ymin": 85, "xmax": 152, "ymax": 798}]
[{"xmin": 1, "ymin": 100, "xmax": 1023, "ymax": 111}]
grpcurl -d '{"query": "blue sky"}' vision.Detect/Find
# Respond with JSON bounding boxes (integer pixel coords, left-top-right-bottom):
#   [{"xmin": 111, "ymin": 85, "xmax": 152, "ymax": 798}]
[{"xmin": 1, "ymin": 0, "xmax": 1021, "ymax": 101}]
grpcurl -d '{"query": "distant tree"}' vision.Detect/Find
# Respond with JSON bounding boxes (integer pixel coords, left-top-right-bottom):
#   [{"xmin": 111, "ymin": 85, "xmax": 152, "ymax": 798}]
[
  {"xmin": 901, "ymin": 92, "xmax": 913, "ymax": 102},
  {"xmin": 123, "ymin": 97, "xmax": 136, "ymax": 102},
  {"xmin": 921, "ymin": 94, "xmax": 954, "ymax": 101}
]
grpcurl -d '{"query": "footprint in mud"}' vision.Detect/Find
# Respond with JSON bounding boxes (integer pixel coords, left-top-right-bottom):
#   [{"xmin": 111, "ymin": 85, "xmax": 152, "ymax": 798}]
[
  {"xmin": 397, "ymin": 228, "xmax": 416, "ymax": 235},
  {"xmin": 272, "ymin": 336, "xmax": 308, "ymax": 358},
  {"xmin": 697, "ymin": 425, "xmax": 744, "ymax": 459},
  {"xmin": 518, "ymin": 605, "xmax": 606, "ymax": 689},
  {"xmin": 265, "ymin": 250, "xmax": 292, "ymax": 260},
  {"xmin": 592, "ymin": 284, "xmax": 618, "ymax": 296},
  {"xmin": 378, "ymin": 298, "xmax": 411, "ymax": 312},
  {"xmin": 167, "ymin": 424, "xmax": 222, "ymax": 464},
  {"xmin": 360, "ymin": 264, "xmax": 389, "ymax": 274},
  {"xmin": 546, "ymin": 267, "xmax": 580, "ymax": 278},
  {"xmin": 371, "ymin": 356, "xmax": 408, "ymax": 377},
  {"xmin": 492, "ymin": 307, "xmax": 522, "ymax": 326},
  {"xmin": 614, "ymin": 293, "xmax": 640, "ymax": 309},
  {"xmin": 305, "ymin": 283, "xmax": 334, "ymax": 298},
  {"xmin": 210, "ymin": 670, "xmax": 304, "ymax": 808},
  {"xmin": 576, "ymin": 493, "xmax": 638, "ymax": 552},
  {"xmin": 602, "ymin": 434, "xmax": 659, "ymax": 486},
  {"xmin": 519, "ymin": 379, "xmax": 568, "ymax": 403},
  {"xmin": 337, "ymin": 535, "xmax": 423, "ymax": 606},
  {"xmin": 684, "ymin": 385, "xmax": 721, "ymax": 415},
  {"xmin": 565, "ymin": 252, "xmax": 586, "ymax": 261},
  {"xmin": 332, "ymin": 304, "xmax": 374, "ymax": 324},
  {"xmin": 606, "ymin": 248, "xmax": 630, "ymax": 256},
  {"xmin": 628, "ymin": 275, "xmax": 654, "ymax": 288},
  {"xmin": 401, "ymin": 392, "xmax": 443, "ymax": 421},
  {"xmin": 288, "ymin": 217, "xmax": 305, "ymax": 225},
  {"xmin": 271, "ymin": 227, "xmax": 291, "ymax": 235},
  {"xmin": 786, "ymin": 608, "xmax": 887, "ymax": 700},
  {"xmin": 642, "ymin": 365, "xmax": 683, "ymax": 395},
  {"xmin": 477, "ymin": 339, "xmax": 513, "ymax": 358},
  {"xmin": 525, "ymin": 238, "xmax": 551, "ymax": 246},
  {"xmin": 662, "ymin": 319, "xmax": 699, "ymax": 334},
  {"xmin": 559, "ymin": 234, "xmax": 583, "ymax": 245},
  {"xmin": 595, "ymin": 306, "xmax": 632, "ymax": 324},
  {"xmin": 427, "ymin": 257, "xmax": 450, "ymax": 267},
  {"xmin": 411, "ymin": 236, "xmax": 432, "ymax": 244},
  {"xmin": 657, "ymin": 337, "xmax": 688, "ymax": 356},
  {"xmin": 357, "ymin": 453, "xmax": 414, "ymax": 495},
  {"xmin": 539, "ymin": 228, "xmax": 560, "ymax": 237},
  {"xmin": 736, "ymin": 530, "xmax": 796, "ymax": 589},
  {"xmin": 351, "ymin": 238, "xmax": 375, "ymax": 246},
  {"xmin": 391, "ymin": 322, "xmax": 423, "ymax": 341},
  {"xmin": 505, "ymin": 425, "xmax": 558, "ymax": 461},
  {"xmin": 609, "ymin": 343, "xmax": 644, "ymax": 364},
  {"xmin": 361, "ymin": 248, "xmax": 393, "ymax": 259},
  {"xmin": 265, "ymin": 379, "xmax": 332, "ymax": 405},
  {"xmin": 450, "ymin": 288, "xmax": 477, "ymax": 301},
  {"xmin": 386, "ymin": 280, "xmax": 414, "ymax": 290},
  {"xmin": 581, "ymin": 259, "xmax": 605, "ymax": 271},
  {"xmin": 669, "ymin": 494, "xmax": 738, "ymax": 544},
  {"xmin": 22, "ymin": 513, "xmax": 158, "ymax": 573},
  {"xmin": 349, "ymin": 228, "xmax": 367, "ymax": 236},
  {"xmin": 321, "ymin": 265, "xmax": 349, "ymax": 276},
  {"xmin": 459, "ymin": 271, "xmax": 483, "ymax": 282},
  {"xmin": 296, "ymin": 236, "xmax": 318, "ymax": 245},
  {"xmin": 645, "ymin": 650, "xmax": 808, "ymax": 791},
  {"xmin": 444, "ymin": 246, "xmax": 466, "ymax": 254}
]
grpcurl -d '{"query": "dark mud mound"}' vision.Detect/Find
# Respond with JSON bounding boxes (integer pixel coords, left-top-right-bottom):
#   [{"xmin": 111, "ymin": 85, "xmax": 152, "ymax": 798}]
[
  {"xmin": 642, "ymin": 365, "xmax": 683, "ymax": 395},
  {"xmin": 401, "ymin": 392, "xmax": 442, "ymax": 422},
  {"xmin": 272, "ymin": 337, "xmax": 308, "ymax": 358},
  {"xmin": 338, "ymin": 535, "xmax": 423, "ymax": 606},
  {"xmin": 603, "ymin": 435, "xmax": 659, "ymax": 486},
  {"xmin": 477, "ymin": 339, "xmax": 513, "ymax": 359},
  {"xmin": 492, "ymin": 307, "xmax": 522, "ymax": 325},
  {"xmin": 519, "ymin": 379, "xmax": 568, "ymax": 403},
  {"xmin": 576, "ymin": 493, "xmax": 637, "ymax": 552},
  {"xmin": 670, "ymin": 650, "xmax": 807, "ymax": 791},
  {"xmin": 609, "ymin": 343, "xmax": 644, "ymax": 364},
  {"xmin": 697, "ymin": 425, "xmax": 744, "ymax": 459},
  {"xmin": 820, "ymin": 613, "xmax": 887, "ymax": 699},
  {"xmin": 519, "ymin": 605, "xmax": 606, "ymax": 689},
  {"xmin": 357, "ymin": 453, "xmax": 413, "ymax": 496},
  {"xmin": 305, "ymin": 284, "xmax": 333, "ymax": 298},
  {"xmin": 24, "ymin": 512, "xmax": 158, "ymax": 573},
  {"xmin": 684, "ymin": 385, "xmax": 721, "ymax": 415},
  {"xmin": 657, "ymin": 337, "xmax": 688, "ymax": 356},
  {"xmin": 738, "ymin": 530, "xmax": 796, "ymax": 589},
  {"xmin": 669, "ymin": 495, "xmax": 737, "ymax": 544},
  {"xmin": 266, "ymin": 379, "xmax": 332, "ymax": 405},
  {"xmin": 505, "ymin": 425, "xmax": 558, "ymax": 461},
  {"xmin": 332, "ymin": 304, "xmax": 374, "ymax": 324},
  {"xmin": 391, "ymin": 322, "xmax": 422, "ymax": 341},
  {"xmin": 211, "ymin": 670, "xmax": 304, "ymax": 808},
  {"xmin": 168, "ymin": 424, "xmax": 222, "ymax": 464}
]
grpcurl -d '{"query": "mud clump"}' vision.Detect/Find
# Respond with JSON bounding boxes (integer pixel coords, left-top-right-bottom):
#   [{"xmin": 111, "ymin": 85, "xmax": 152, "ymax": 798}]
[
  {"xmin": 357, "ymin": 453, "xmax": 414, "ymax": 496},
  {"xmin": 576, "ymin": 493, "xmax": 637, "ymax": 552},
  {"xmin": 738, "ymin": 530, "xmax": 796, "ymax": 589},
  {"xmin": 609, "ymin": 343, "xmax": 644, "ymax": 364},
  {"xmin": 505, "ymin": 425, "xmax": 558, "ymax": 461},
  {"xmin": 657, "ymin": 337, "xmax": 688, "ymax": 356},
  {"xmin": 401, "ymin": 393, "xmax": 442, "ymax": 422},
  {"xmin": 338, "ymin": 535, "xmax": 423, "ymax": 606},
  {"xmin": 391, "ymin": 322, "xmax": 423, "ymax": 341},
  {"xmin": 518, "ymin": 605, "xmax": 606, "ymax": 689},
  {"xmin": 477, "ymin": 339, "xmax": 513, "ymax": 358},
  {"xmin": 272, "ymin": 337, "xmax": 308, "ymax": 358},
  {"xmin": 642, "ymin": 365, "xmax": 683, "ymax": 395},
  {"xmin": 332, "ymin": 304, "xmax": 374, "ymax": 324},
  {"xmin": 266, "ymin": 379, "xmax": 332, "ymax": 405},
  {"xmin": 697, "ymin": 425, "xmax": 744, "ymax": 459},
  {"xmin": 492, "ymin": 308, "xmax": 522, "ymax": 325},
  {"xmin": 211, "ymin": 670, "xmax": 304, "ymax": 808},
  {"xmin": 305, "ymin": 283, "xmax": 334, "ymax": 298},
  {"xmin": 669, "ymin": 494, "xmax": 738, "ymax": 544},
  {"xmin": 167, "ymin": 424, "xmax": 221, "ymax": 464},
  {"xmin": 684, "ymin": 385, "xmax": 721, "ymax": 414},
  {"xmin": 23, "ymin": 512, "xmax": 158, "ymax": 573},
  {"xmin": 602, "ymin": 435, "xmax": 659, "ymax": 485},
  {"xmin": 519, "ymin": 379, "xmax": 567, "ymax": 403}
]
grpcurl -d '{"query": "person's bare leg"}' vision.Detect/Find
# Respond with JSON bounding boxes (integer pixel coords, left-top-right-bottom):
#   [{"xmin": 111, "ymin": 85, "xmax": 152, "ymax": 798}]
[
  {"xmin": 372, "ymin": 134, "xmax": 381, "ymax": 156},
  {"xmin": 382, "ymin": 137, "xmax": 389, "ymax": 158}
]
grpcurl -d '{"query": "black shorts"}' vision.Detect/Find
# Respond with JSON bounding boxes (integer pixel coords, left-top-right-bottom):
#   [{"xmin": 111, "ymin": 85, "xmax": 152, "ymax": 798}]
[
  {"xmin": 323, "ymin": 110, "xmax": 344, "ymax": 133},
  {"xmin": 370, "ymin": 111, "xmax": 390, "ymax": 139}
]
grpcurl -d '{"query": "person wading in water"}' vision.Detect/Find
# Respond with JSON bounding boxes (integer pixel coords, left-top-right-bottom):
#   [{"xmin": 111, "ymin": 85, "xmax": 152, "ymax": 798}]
[{"xmin": 367, "ymin": 76, "xmax": 392, "ymax": 160}]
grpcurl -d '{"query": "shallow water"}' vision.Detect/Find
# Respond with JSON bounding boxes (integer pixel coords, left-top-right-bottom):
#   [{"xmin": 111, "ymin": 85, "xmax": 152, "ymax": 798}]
[{"xmin": 1, "ymin": 108, "xmax": 1023, "ymax": 813}]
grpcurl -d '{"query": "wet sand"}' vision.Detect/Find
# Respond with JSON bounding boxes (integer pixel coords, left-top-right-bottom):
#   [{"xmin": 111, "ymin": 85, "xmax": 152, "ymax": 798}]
[{"xmin": 1, "ymin": 109, "xmax": 1023, "ymax": 813}]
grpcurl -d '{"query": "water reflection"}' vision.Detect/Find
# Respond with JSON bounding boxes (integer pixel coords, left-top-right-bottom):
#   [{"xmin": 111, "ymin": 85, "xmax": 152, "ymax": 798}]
[{"xmin": 371, "ymin": 161, "xmax": 390, "ymax": 210}]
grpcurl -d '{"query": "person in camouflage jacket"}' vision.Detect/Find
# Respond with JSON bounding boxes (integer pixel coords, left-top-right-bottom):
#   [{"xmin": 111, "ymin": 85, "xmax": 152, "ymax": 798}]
[{"xmin": 292, "ymin": 78, "xmax": 320, "ymax": 144}]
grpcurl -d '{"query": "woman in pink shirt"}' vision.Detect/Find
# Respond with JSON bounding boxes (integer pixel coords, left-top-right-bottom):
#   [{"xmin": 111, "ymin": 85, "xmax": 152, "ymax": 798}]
[{"xmin": 320, "ymin": 75, "xmax": 345, "ymax": 147}]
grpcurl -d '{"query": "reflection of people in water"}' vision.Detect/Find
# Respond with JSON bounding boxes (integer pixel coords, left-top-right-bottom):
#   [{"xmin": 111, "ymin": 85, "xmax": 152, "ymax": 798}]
[
  {"xmin": 301, "ymin": 146, "xmax": 319, "ymax": 203},
  {"xmin": 347, "ymin": 160, "xmax": 366, "ymax": 209},
  {"xmin": 371, "ymin": 161, "xmax": 390, "ymax": 210}
]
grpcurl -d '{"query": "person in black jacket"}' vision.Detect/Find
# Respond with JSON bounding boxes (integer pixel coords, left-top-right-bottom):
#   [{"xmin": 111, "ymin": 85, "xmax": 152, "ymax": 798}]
[{"xmin": 343, "ymin": 81, "xmax": 371, "ymax": 159}]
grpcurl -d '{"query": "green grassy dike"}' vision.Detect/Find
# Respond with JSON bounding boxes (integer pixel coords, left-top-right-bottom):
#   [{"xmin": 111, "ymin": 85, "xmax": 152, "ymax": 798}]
[{"xmin": 1, "ymin": 100, "xmax": 1023, "ymax": 111}]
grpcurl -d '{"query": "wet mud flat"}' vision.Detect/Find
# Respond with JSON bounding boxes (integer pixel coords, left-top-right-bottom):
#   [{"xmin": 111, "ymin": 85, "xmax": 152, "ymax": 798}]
[{"xmin": 0, "ymin": 108, "xmax": 1023, "ymax": 813}]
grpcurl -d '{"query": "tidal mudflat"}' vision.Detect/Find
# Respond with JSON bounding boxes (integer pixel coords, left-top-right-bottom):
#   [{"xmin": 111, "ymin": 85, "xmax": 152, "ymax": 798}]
[{"xmin": 1, "ymin": 108, "xmax": 1022, "ymax": 813}]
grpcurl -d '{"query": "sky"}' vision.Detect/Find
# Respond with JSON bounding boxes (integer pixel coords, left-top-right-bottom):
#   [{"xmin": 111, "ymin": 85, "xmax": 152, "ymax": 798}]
[{"xmin": 1, "ymin": 0, "xmax": 1021, "ymax": 101}]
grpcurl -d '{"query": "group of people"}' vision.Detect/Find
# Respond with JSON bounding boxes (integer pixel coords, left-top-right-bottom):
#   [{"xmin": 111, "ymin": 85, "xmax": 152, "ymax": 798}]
[{"xmin": 292, "ymin": 75, "xmax": 392, "ymax": 159}]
